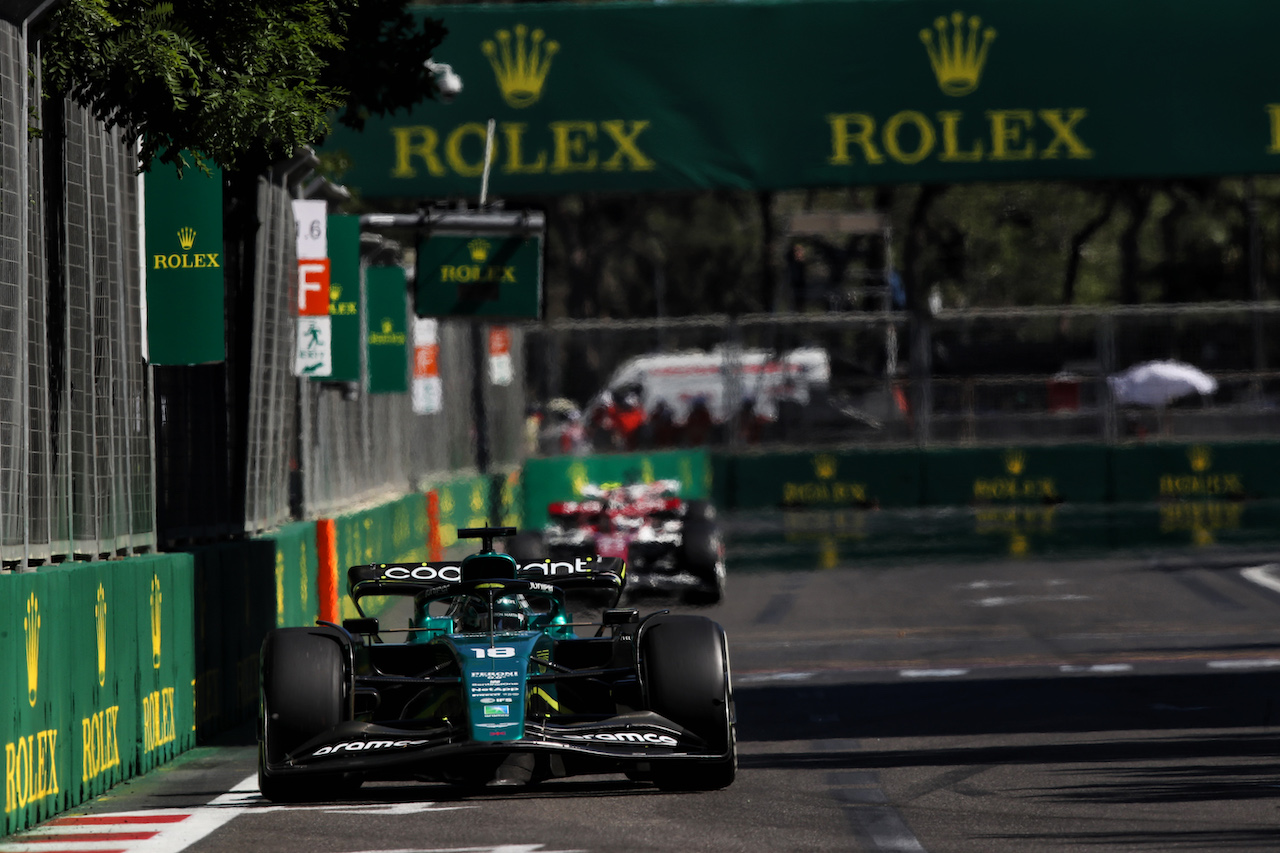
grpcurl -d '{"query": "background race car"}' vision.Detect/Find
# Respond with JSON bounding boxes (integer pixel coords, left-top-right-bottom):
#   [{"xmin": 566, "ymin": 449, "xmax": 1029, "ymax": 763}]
[
  {"xmin": 257, "ymin": 527, "xmax": 736, "ymax": 801},
  {"xmin": 506, "ymin": 480, "xmax": 726, "ymax": 605}
]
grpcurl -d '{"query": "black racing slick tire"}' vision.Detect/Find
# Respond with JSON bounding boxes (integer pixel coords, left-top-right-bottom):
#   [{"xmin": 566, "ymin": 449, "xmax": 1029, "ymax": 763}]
[
  {"xmin": 679, "ymin": 520, "xmax": 725, "ymax": 606},
  {"xmin": 258, "ymin": 628, "xmax": 351, "ymax": 803},
  {"xmin": 505, "ymin": 531, "xmax": 544, "ymax": 564},
  {"xmin": 684, "ymin": 500, "xmax": 716, "ymax": 524},
  {"xmin": 639, "ymin": 614, "xmax": 736, "ymax": 791}
]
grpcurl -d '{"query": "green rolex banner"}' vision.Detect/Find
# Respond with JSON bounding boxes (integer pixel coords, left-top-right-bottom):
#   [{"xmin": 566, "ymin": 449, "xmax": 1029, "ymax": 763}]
[
  {"xmin": 323, "ymin": 215, "xmax": 362, "ymax": 383},
  {"xmin": 320, "ymin": 0, "xmax": 1280, "ymax": 198},
  {"xmin": 144, "ymin": 158, "xmax": 225, "ymax": 364},
  {"xmin": 365, "ymin": 266, "xmax": 410, "ymax": 394},
  {"xmin": 416, "ymin": 233, "xmax": 543, "ymax": 319}
]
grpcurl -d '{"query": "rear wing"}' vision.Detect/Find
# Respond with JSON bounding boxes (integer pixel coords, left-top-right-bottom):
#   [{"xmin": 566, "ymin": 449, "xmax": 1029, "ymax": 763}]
[{"xmin": 348, "ymin": 555, "xmax": 626, "ymax": 600}]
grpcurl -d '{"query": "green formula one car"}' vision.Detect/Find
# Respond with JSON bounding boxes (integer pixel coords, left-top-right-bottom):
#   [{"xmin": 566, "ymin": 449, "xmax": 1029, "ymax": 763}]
[{"xmin": 257, "ymin": 527, "xmax": 736, "ymax": 801}]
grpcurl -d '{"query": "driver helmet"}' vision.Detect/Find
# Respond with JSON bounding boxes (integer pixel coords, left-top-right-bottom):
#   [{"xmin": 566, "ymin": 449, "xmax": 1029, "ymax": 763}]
[{"xmin": 460, "ymin": 595, "xmax": 529, "ymax": 633}]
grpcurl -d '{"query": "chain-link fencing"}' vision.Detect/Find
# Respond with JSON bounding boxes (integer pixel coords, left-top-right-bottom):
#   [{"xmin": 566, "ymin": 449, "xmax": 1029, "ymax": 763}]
[
  {"xmin": 289, "ymin": 260, "xmax": 528, "ymax": 524},
  {"xmin": 0, "ymin": 19, "xmax": 155, "ymax": 566},
  {"xmin": 521, "ymin": 302, "xmax": 1280, "ymax": 454}
]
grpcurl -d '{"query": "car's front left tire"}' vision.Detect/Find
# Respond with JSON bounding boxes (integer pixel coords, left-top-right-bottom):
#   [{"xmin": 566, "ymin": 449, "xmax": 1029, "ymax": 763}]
[
  {"xmin": 258, "ymin": 628, "xmax": 352, "ymax": 802},
  {"xmin": 639, "ymin": 614, "xmax": 736, "ymax": 790}
]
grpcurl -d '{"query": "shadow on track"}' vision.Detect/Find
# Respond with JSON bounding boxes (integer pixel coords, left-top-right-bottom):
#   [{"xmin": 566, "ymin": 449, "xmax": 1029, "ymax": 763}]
[{"xmin": 735, "ymin": 670, "xmax": 1280, "ymax": 741}]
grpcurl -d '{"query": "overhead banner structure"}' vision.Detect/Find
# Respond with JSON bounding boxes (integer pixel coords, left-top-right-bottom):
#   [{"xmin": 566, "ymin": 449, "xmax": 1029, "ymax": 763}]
[
  {"xmin": 144, "ymin": 158, "xmax": 224, "ymax": 364},
  {"xmin": 320, "ymin": 0, "xmax": 1280, "ymax": 198}
]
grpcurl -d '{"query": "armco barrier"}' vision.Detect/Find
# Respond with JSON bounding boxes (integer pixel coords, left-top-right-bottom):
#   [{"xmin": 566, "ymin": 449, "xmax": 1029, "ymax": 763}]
[
  {"xmin": 521, "ymin": 450, "xmax": 711, "ymax": 528},
  {"xmin": 3, "ymin": 553, "xmax": 195, "ymax": 837}
]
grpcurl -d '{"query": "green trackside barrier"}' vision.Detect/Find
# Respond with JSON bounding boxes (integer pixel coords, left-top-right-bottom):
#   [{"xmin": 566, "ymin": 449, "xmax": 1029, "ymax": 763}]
[
  {"xmin": 1109, "ymin": 441, "xmax": 1272, "ymax": 503},
  {"xmin": 724, "ymin": 448, "xmax": 923, "ymax": 510},
  {"xmin": 716, "ymin": 443, "xmax": 1268, "ymax": 509},
  {"xmin": 3, "ymin": 553, "xmax": 195, "ymax": 838},
  {"xmin": 429, "ymin": 474, "xmax": 494, "ymax": 549},
  {"xmin": 332, "ymin": 493, "xmax": 428, "ymax": 570},
  {"xmin": 188, "ymin": 542, "xmax": 276, "ymax": 740},
  {"xmin": 520, "ymin": 450, "xmax": 711, "ymax": 529},
  {"xmin": 332, "ymin": 493, "xmax": 430, "ymax": 620},
  {"xmin": 497, "ymin": 469, "xmax": 523, "ymax": 531},
  {"xmin": 4, "ymin": 568, "xmax": 72, "ymax": 834},
  {"xmin": 259, "ymin": 521, "xmax": 318, "ymax": 630},
  {"xmin": 922, "ymin": 445, "xmax": 1111, "ymax": 506},
  {"xmin": 129, "ymin": 557, "xmax": 197, "ymax": 776}
]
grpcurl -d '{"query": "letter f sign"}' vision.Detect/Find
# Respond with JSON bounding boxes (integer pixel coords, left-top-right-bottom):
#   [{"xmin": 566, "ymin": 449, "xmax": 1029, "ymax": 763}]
[{"xmin": 298, "ymin": 260, "xmax": 331, "ymax": 316}]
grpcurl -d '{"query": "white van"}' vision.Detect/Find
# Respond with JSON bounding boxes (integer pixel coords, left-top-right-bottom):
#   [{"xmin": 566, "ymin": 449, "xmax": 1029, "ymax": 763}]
[{"xmin": 597, "ymin": 346, "xmax": 830, "ymax": 422}]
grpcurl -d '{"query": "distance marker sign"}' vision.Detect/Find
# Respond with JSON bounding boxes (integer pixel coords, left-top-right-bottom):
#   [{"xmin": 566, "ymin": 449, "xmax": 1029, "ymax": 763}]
[{"xmin": 415, "ymin": 233, "xmax": 543, "ymax": 319}]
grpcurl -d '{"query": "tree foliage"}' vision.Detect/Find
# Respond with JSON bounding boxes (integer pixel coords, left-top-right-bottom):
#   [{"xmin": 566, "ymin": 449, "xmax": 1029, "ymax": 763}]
[
  {"xmin": 39, "ymin": 0, "xmax": 446, "ymax": 175},
  {"xmin": 530, "ymin": 178, "xmax": 1280, "ymax": 321}
]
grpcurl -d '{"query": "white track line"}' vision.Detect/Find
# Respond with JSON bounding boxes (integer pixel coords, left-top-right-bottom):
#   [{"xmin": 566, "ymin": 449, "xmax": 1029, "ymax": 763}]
[
  {"xmin": 1240, "ymin": 564, "xmax": 1280, "ymax": 595},
  {"xmin": 899, "ymin": 669, "xmax": 968, "ymax": 678}
]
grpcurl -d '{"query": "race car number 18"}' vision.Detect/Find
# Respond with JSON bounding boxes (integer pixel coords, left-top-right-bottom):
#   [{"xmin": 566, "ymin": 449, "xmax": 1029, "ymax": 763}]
[{"xmin": 471, "ymin": 647, "xmax": 516, "ymax": 658}]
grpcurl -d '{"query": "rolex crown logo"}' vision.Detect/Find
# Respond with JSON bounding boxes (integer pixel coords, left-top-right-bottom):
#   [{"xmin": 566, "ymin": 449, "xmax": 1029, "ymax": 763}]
[
  {"xmin": 96, "ymin": 583, "xmax": 108, "ymax": 687},
  {"xmin": 483, "ymin": 24, "xmax": 559, "ymax": 109},
  {"xmin": 814, "ymin": 454, "xmax": 838, "ymax": 480},
  {"xmin": 1004, "ymin": 448, "xmax": 1026, "ymax": 476},
  {"xmin": 25, "ymin": 591, "xmax": 40, "ymax": 707},
  {"xmin": 177, "ymin": 227, "xmax": 197, "ymax": 251},
  {"xmin": 1188, "ymin": 445, "xmax": 1213, "ymax": 473},
  {"xmin": 150, "ymin": 574, "xmax": 163, "ymax": 669},
  {"xmin": 570, "ymin": 461, "xmax": 589, "ymax": 495},
  {"xmin": 468, "ymin": 238, "xmax": 492, "ymax": 263},
  {"xmin": 382, "ymin": 318, "xmax": 394, "ymax": 334},
  {"xmin": 920, "ymin": 11, "xmax": 996, "ymax": 97}
]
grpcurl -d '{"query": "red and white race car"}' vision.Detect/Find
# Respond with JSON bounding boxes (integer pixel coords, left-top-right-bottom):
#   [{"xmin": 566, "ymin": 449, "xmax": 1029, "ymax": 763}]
[{"xmin": 508, "ymin": 480, "xmax": 725, "ymax": 605}]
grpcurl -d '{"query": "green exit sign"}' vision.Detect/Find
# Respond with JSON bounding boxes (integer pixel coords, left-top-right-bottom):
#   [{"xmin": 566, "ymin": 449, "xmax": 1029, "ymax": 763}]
[{"xmin": 415, "ymin": 233, "xmax": 543, "ymax": 319}]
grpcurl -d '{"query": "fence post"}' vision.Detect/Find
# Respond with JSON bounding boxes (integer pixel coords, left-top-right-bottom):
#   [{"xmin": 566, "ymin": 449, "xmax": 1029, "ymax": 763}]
[{"xmin": 1098, "ymin": 313, "xmax": 1117, "ymax": 443}]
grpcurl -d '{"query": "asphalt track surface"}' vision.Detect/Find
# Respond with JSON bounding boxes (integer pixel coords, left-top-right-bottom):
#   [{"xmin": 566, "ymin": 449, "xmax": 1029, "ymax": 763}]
[{"xmin": 8, "ymin": 518, "xmax": 1280, "ymax": 853}]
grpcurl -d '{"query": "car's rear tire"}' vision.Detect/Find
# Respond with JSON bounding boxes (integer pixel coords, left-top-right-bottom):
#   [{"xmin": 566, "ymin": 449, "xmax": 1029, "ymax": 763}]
[
  {"xmin": 259, "ymin": 628, "xmax": 349, "ymax": 802},
  {"xmin": 679, "ymin": 520, "xmax": 724, "ymax": 606},
  {"xmin": 505, "ymin": 531, "xmax": 544, "ymax": 564},
  {"xmin": 684, "ymin": 500, "xmax": 716, "ymax": 523},
  {"xmin": 639, "ymin": 615, "xmax": 736, "ymax": 790}
]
